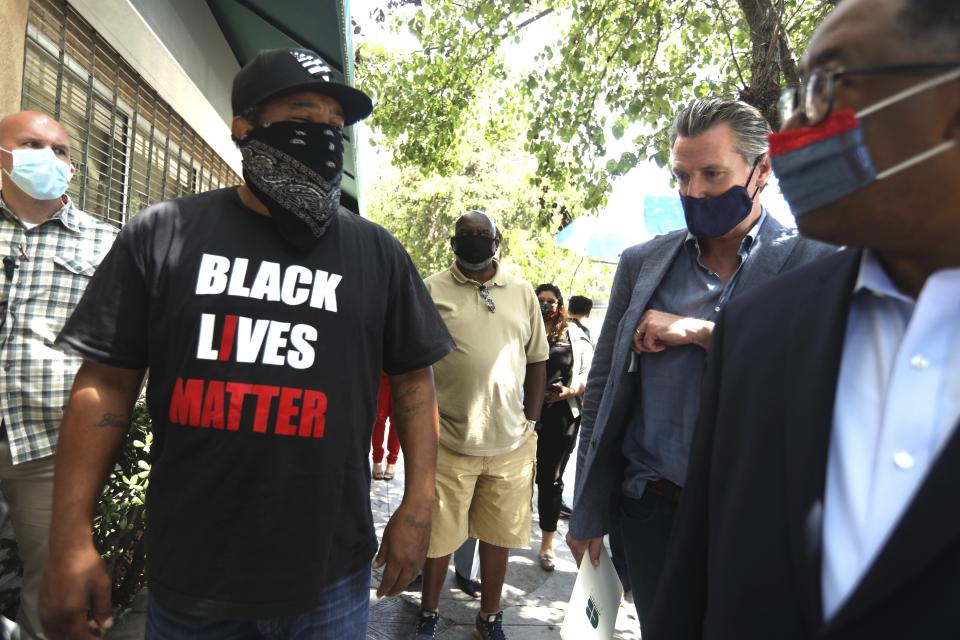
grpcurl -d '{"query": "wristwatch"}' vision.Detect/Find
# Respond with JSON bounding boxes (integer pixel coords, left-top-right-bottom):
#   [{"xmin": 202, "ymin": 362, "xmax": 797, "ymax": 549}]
[{"xmin": 526, "ymin": 418, "xmax": 538, "ymax": 430}]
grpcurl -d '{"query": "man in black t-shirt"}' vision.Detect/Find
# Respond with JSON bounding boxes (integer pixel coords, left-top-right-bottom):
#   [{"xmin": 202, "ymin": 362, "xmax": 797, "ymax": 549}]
[{"xmin": 39, "ymin": 49, "xmax": 453, "ymax": 639}]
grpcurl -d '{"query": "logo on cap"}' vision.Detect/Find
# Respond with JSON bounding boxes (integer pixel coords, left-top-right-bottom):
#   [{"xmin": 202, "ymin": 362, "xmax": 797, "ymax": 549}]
[{"xmin": 290, "ymin": 51, "xmax": 332, "ymax": 82}]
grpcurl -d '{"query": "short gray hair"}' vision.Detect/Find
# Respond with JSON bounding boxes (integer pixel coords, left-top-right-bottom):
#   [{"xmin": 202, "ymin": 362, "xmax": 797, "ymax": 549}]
[{"xmin": 668, "ymin": 98, "xmax": 771, "ymax": 165}]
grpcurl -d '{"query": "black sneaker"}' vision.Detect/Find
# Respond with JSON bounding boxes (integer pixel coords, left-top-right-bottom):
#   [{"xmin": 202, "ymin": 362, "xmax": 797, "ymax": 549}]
[
  {"xmin": 558, "ymin": 502, "xmax": 573, "ymax": 519},
  {"xmin": 473, "ymin": 611, "xmax": 507, "ymax": 640},
  {"xmin": 414, "ymin": 610, "xmax": 439, "ymax": 639}
]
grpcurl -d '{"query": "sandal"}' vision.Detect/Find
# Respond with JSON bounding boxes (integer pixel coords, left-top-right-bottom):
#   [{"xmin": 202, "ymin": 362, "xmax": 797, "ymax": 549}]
[
  {"xmin": 383, "ymin": 463, "xmax": 396, "ymax": 481},
  {"xmin": 539, "ymin": 553, "xmax": 555, "ymax": 572},
  {"xmin": 372, "ymin": 463, "xmax": 384, "ymax": 480},
  {"xmin": 454, "ymin": 571, "xmax": 482, "ymax": 598}
]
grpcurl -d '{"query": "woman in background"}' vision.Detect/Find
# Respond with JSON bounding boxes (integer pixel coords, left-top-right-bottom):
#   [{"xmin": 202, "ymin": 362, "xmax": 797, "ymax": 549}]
[{"xmin": 534, "ymin": 283, "xmax": 593, "ymax": 571}]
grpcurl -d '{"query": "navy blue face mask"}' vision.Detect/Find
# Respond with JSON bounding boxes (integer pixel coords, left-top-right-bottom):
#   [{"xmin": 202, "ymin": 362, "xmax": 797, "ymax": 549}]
[{"xmin": 680, "ymin": 160, "xmax": 761, "ymax": 239}]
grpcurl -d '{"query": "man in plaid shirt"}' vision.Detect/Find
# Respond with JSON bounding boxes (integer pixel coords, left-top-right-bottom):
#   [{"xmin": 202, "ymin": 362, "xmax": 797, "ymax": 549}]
[{"xmin": 0, "ymin": 111, "xmax": 116, "ymax": 638}]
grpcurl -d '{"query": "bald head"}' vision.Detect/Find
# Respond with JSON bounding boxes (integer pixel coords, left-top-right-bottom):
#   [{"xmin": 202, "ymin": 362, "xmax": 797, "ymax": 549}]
[
  {"xmin": 454, "ymin": 210, "xmax": 497, "ymax": 237},
  {"xmin": 0, "ymin": 111, "xmax": 71, "ymax": 163},
  {"xmin": 1, "ymin": 111, "xmax": 73, "ymax": 212}
]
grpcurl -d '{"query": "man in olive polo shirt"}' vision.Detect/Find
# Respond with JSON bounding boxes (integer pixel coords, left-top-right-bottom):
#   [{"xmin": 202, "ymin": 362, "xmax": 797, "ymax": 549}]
[{"xmin": 415, "ymin": 211, "xmax": 548, "ymax": 640}]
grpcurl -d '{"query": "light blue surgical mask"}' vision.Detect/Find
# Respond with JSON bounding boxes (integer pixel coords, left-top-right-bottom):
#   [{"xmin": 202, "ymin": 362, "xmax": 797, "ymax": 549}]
[
  {"xmin": 0, "ymin": 146, "xmax": 74, "ymax": 201},
  {"xmin": 769, "ymin": 67, "xmax": 960, "ymax": 217}
]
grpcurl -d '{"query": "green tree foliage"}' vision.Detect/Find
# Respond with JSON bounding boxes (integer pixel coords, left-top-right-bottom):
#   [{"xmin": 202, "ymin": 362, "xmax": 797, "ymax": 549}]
[
  {"xmin": 366, "ymin": 106, "xmax": 617, "ymax": 301},
  {"xmin": 0, "ymin": 400, "xmax": 152, "ymax": 618},
  {"xmin": 358, "ymin": 0, "xmax": 833, "ymax": 217},
  {"xmin": 94, "ymin": 397, "xmax": 151, "ymax": 614}
]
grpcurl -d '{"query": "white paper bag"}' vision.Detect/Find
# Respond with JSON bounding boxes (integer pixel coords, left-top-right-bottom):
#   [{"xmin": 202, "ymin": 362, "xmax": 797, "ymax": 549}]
[{"xmin": 561, "ymin": 546, "xmax": 624, "ymax": 639}]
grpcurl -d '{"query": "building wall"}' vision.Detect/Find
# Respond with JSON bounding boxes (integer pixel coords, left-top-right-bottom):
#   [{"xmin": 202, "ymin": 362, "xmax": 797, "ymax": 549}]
[
  {"xmin": 59, "ymin": 0, "xmax": 241, "ymax": 173},
  {"xmin": 0, "ymin": 0, "xmax": 239, "ymax": 171},
  {"xmin": 12, "ymin": 0, "xmax": 243, "ymax": 224},
  {"xmin": 127, "ymin": 0, "xmax": 239, "ymax": 124},
  {"xmin": 0, "ymin": 0, "xmax": 30, "ymax": 115}
]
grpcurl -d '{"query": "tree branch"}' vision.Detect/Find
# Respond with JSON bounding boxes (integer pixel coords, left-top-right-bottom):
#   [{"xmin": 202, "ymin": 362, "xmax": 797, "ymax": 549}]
[
  {"xmin": 712, "ymin": 0, "xmax": 748, "ymax": 89},
  {"xmin": 513, "ymin": 8, "xmax": 555, "ymax": 34}
]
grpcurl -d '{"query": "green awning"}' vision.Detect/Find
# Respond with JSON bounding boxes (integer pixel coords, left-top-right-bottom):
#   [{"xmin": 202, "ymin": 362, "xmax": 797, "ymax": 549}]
[{"xmin": 206, "ymin": 0, "xmax": 363, "ymax": 213}]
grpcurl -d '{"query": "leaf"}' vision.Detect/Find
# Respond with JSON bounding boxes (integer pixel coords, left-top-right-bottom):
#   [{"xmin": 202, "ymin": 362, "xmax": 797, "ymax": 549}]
[{"xmin": 359, "ymin": 0, "xmax": 832, "ymax": 230}]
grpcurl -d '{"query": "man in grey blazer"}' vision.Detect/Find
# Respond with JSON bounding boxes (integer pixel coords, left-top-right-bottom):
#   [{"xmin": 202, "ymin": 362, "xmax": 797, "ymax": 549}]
[{"xmin": 566, "ymin": 98, "xmax": 835, "ymax": 631}]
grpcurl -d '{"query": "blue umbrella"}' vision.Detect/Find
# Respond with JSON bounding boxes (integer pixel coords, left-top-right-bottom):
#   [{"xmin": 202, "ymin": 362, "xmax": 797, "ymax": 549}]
[
  {"xmin": 642, "ymin": 194, "xmax": 686, "ymax": 235},
  {"xmin": 554, "ymin": 194, "xmax": 684, "ymax": 262}
]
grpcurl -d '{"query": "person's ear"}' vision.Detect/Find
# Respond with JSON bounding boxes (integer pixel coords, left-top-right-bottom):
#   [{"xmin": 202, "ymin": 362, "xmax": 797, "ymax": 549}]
[
  {"xmin": 756, "ymin": 154, "xmax": 772, "ymax": 191},
  {"xmin": 231, "ymin": 115, "xmax": 255, "ymax": 142}
]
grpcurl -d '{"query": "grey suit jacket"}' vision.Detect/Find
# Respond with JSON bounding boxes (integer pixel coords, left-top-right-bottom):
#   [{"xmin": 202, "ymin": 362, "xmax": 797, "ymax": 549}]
[{"xmin": 569, "ymin": 215, "xmax": 836, "ymax": 540}]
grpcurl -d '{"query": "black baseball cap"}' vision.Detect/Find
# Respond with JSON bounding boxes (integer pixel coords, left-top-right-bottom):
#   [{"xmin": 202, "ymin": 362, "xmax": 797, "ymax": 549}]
[{"xmin": 231, "ymin": 48, "xmax": 373, "ymax": 126}]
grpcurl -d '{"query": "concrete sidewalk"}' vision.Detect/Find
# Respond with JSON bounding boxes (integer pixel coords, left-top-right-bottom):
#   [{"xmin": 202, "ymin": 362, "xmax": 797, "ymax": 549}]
[
  {"xmin": 108, "ymin": 443, "xmax": 641, "ymax": 639},
  {"xmin": 365, "ymin": 447, "xmax": 641, "ymax": 640}
]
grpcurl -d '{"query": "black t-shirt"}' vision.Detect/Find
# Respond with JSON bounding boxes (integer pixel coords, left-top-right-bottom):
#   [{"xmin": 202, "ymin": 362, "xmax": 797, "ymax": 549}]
[{"xmin": 57, "ymin": 188, "xmax": 454, "ymax": 619}]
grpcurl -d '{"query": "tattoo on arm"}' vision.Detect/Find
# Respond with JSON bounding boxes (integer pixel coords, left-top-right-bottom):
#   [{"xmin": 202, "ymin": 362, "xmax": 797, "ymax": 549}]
[
  {"xmin": 94, "ymin": 413, "xmax": 131, "ymax": 429},
  {"xmin": 403, "ymin": 514, "xmax": 431, "ymax": 530},
  {"xmin": 391, "ymin": 383, "xmax": 426, "ymax": 435}
]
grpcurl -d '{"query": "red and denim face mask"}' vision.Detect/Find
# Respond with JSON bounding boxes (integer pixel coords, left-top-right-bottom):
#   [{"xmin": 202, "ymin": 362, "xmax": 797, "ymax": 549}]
[
  {"xmin": 768, "ymin": 109, "xmax": 878, "ymax": 217},
  {"xmin": 769, "ymin": 67, "xmax": 960, "ymax": 218}
]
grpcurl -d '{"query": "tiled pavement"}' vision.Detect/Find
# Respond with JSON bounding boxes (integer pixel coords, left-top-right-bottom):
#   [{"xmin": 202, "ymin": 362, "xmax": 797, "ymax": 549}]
[{"xmin": 108, "ymin": 441, "xmax": 642, "ymax": 639}]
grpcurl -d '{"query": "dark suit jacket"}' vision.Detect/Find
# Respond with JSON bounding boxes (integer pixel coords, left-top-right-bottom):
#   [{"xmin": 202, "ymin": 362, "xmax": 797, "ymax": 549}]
[{"xmin": 647, "ymin": 249, "xmax": 960, "ymax": 639}]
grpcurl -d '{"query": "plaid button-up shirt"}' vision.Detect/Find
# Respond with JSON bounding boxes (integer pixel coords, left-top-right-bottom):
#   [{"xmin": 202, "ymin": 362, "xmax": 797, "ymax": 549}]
[{"xmin": 0, "ymin": 196, "xmax": 117, "ymax": 464}]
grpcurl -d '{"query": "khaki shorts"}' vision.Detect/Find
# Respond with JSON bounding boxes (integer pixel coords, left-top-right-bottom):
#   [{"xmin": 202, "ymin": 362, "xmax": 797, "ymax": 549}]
[{"xmin": 427, "ymin": 433, "xmax": 537, "ymax": 558}]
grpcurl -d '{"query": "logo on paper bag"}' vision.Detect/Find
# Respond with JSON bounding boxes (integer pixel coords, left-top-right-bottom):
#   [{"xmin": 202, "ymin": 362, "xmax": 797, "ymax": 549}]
[{"xmin": 586, "ymin": 596, "xmax": 600, "ymax": 629}]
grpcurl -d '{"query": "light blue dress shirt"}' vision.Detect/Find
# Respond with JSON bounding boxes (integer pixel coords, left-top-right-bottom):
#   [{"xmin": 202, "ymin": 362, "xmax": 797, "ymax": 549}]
[{"xmin": 822, "ymin": 251, "xmax": 960, "ymax": 620}]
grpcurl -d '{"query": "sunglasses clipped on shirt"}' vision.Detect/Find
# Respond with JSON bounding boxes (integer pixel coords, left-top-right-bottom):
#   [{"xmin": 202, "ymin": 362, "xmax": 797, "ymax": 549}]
[{"xmin": 477, "ymin": 284, "xmax": 496, "ymax": 314}]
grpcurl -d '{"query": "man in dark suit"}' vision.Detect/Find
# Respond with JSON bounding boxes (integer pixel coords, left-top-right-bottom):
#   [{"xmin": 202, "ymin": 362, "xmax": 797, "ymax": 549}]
[
  {"xmin": 647, "ymin": 0, "xmax": 960, "ymax": 638},
  {"xmin": 565, "ymin": 97, "xmax": 835, "ymax": 632}
]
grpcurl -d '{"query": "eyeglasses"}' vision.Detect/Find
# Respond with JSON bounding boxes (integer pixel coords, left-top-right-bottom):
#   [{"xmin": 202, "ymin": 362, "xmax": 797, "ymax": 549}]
[
  {"xmin": 539, "ymin": 299, "xmax": 558, "ymax": 307},
  {"xmin": 779, "ymin": 62, "xmax": 960, "ymax": 126},
  {"xmin": 477, "ymin": 284, "xmax": 496, "ymax": 314}
]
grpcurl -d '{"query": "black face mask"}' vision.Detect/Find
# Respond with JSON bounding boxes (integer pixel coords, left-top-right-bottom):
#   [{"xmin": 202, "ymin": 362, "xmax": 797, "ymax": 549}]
[
  {"xmin": 453, "ymin": 235, "xmax": 496, "ymax": 265},
  {"xmin": 239, "ymin": 121, "xmax": 343, "ymax": 252}
]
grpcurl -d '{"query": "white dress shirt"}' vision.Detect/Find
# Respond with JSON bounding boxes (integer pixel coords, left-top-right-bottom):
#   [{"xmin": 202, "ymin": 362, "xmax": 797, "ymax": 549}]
[{"xmin": 822, "ymin": 251, "xmax": 960, "ymax": 620}]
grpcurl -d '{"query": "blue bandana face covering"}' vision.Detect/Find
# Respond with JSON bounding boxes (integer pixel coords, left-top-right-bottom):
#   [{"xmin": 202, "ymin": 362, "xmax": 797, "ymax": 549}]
[
  {"xmin": 680, "ymin": 160, "xmax": 760, "ymax": 238},
  {"xmin": 0, "ymin": 146, "xmax": 74, "ymax": 200},
  {"xmin": 769, "ymin": 67, "xmax": 960, "ymax": 217}
]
